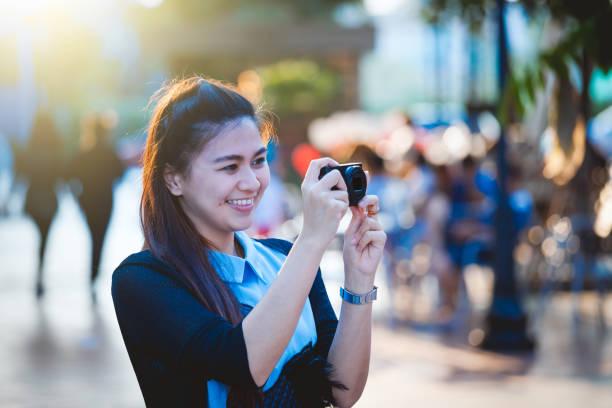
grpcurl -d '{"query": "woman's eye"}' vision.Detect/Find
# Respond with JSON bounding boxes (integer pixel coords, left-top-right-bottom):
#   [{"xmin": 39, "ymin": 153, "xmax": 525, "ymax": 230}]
[
  {"xmin": 221, "ymin": 164, "xmax": 238, "ymax": 172},
  {"xmin": 252, "ymin": 157, "xmax": 266, "ymax": 166}
]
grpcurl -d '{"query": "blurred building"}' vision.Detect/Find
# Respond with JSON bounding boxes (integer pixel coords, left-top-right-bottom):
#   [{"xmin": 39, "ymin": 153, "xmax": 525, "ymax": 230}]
[{"xmin": 138, "ymin": 18, "xmax": 374, "ymax": 145}]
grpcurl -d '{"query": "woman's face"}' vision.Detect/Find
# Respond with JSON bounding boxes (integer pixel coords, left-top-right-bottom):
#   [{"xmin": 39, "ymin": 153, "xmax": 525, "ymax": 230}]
[{"xmin": 165, "ymin": 117, "xmax": 270, "ymax": 247}]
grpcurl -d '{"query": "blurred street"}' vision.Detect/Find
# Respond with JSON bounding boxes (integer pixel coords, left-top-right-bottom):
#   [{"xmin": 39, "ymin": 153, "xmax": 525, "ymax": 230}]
[
  {"xmin": 1, "ymin": 173, "xmax": 611, "ymax": 407},
  {"xmin": 2, "ymin": 0, "xmax": 612, "ymax": 407}
]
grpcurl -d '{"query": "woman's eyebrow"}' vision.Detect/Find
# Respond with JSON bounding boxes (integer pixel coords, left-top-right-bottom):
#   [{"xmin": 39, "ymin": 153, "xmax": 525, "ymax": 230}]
[
  {"xmin": 252, "ymin": 147, "xmax": 268, "ymax": 158},
  {"xmin": 213, "ymin": 154, "xmax": 242, "ymax": 163},
  {"xmin": 213, "ymin": 147, "xmax": 267, "ymax": 163}
]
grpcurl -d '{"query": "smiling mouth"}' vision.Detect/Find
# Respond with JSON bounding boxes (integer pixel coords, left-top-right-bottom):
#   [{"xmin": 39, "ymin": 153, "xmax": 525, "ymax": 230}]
[{"xmin": 227, "ymin": 198, "xmax": 255, "ymax": 206}]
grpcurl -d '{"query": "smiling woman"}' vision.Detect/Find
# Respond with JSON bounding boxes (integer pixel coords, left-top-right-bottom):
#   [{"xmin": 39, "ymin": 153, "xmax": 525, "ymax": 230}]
[
  {"xmin": 164, "ymin": 117, "xmax": 270, "ymax": 250},
  {"xmin": 111, "ymin": 76, "xmax": 386, "ymax": 408}
]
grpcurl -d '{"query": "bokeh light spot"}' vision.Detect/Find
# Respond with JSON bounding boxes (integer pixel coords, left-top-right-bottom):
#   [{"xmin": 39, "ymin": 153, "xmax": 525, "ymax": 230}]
[{"xmin": 138, "ymin": 0, "xmax": 163, "ymax": 8}]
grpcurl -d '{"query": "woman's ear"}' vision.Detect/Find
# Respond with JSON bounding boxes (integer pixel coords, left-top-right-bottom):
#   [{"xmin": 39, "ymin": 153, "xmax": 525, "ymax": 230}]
[{"xmin": 163, "ymin": 164, "xmax": 183, "ymax": 196}]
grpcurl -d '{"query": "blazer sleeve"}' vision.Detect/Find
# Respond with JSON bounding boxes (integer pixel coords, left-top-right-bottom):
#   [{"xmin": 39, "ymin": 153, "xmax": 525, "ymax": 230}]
[{"xmin": 111, "ymin": 261, "xmax": 257, "ymax": 389}]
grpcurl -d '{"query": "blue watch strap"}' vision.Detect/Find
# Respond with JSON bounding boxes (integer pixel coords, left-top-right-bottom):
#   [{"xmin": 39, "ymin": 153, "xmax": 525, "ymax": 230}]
[{"xmin": 339, "ymin": 286, "xmax": 378, "ymax": 305}]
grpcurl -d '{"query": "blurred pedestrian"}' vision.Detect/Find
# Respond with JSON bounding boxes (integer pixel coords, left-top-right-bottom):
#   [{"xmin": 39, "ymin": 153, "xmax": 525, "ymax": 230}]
[
  {"xmin": 349, "ymin": 144, "xmax": 411, "ymax": 269},
  {"xmin": 112, "ymin": 77, "xmax": 385, "ymax": 407},
  {"xmin": 67, "ymin": 113, "xmax": 124, "ymax": 300},
  {"xmin": 0, "ymin": 131, "xmax": 13, "ymax": 216},
  {"xmin": 349, "ymin": 144, "xmax": 408, "ymax": 222},
  {"xmin": 423, "ymin": 165, "xmax": 456, "ymax": 319},
  {"xmin": 14, "ymin": 111, "xmax": 64, "ymax": 298},
  {"xmin": 446, "ymin": 156, "xmax": 495, "ymax": 270},
  {"xmin": 249, "ymin": 145, "xmax": 289, "ymax": 237}
]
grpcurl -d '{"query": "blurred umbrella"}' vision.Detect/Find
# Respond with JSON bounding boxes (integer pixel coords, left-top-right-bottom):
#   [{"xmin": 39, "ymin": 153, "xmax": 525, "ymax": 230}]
[
  {"xmin": 291, "ymin": 143, "xmax": 322, "ymax": 178},
  {"xmin": 308, "ymin": 110, "xmax": 383, "ymax": 155}
]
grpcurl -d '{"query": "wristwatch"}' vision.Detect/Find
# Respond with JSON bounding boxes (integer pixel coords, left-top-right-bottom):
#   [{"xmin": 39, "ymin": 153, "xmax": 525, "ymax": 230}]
[{"xmin": 339, "ymin": 286, "xmax": 378, "ymax": 305}]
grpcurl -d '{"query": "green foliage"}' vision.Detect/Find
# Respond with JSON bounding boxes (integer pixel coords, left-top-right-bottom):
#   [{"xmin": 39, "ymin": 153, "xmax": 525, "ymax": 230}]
[
  {"xmin": 540, "ymin": 6, "xmax": 612, "ymax": 77},
  {"xmin": 257, "ymin": 60, "xmax": 340, "ymax": 118},
  {"xmin": 423, "ymin": 0, "xmax": 612, "ymax": 119},
  {"xmin": 498, "ymin": 64, "xmax": 544, "ymax": 125}
]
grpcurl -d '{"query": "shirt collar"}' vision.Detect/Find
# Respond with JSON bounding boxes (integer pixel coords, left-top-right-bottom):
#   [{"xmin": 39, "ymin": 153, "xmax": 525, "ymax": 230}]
[{"xmin": 208, "ymin": 231, "xmax": 264, "ymax": 284}]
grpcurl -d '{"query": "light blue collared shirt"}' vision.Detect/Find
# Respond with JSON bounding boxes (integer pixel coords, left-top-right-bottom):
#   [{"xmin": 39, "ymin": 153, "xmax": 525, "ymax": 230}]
[{"xmin": 206, "ymin": 231, "xmax": 317, "ymax": 407}]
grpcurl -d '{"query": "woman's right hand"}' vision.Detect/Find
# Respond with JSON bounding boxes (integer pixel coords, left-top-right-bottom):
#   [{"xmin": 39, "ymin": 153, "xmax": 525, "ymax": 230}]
[{"xmin": 298, "ymin": 158, "xmax": 349, "ymax": 250}]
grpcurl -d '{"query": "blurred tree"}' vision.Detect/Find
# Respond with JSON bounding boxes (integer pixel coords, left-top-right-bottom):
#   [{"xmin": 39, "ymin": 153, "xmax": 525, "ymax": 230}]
[
  {"xmin": 127, "ymin": 0, "xmax": 367, "ymax": 128},
  {"xmin": 129, "ymin": 0, "xmax": 358, "ymax": 26},
  {"xmin": 424, "ymin": 0, "xmax": 612, "ymax": 127},
  {"xmin": 257, "ymin": 60, "xmax": 340, "ymax": 118}
]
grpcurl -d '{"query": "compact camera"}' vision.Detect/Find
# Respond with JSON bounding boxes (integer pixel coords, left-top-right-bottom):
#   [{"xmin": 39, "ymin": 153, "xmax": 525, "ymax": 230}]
[{"xmin": 318, "ymin": 163, "xmax": 367, "ymax": 206}]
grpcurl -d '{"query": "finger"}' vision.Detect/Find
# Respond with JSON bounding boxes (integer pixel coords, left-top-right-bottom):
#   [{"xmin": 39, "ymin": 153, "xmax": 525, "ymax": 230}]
[
  {"xmin": 330, "ymin": 199, "xmax": 349, "ymax": 217},
  {"xmin": 352, "ymin": 216, "xmax": 383, "ymax": 245},
  {"xmin": 357, "ymin": 230, "xmax": 387, "ymax": 253},
  {"xmin": 345, "ymin": 206, "xmax": 365, "ymax": 241},
  {"xmin": 357, "ymin": 194, "xmax": 379, "ymax": 210},
  {"xmin": 359, "ymin": 216, "xmax": 383, "ymax": 234},
  {"xmin": 358, "ymin": 194, "xmax": 379, "ymax": 211},
  {"xmin": 314, "ymin": 169, "xmax": 348, "ymax": 193},
  {"xmin": 303, "ymin": 157, "xmax": 340, "ymax": 184},
  {"xmin": 328, "ymin": 189, "xmax": 349, "ymax": 204}
]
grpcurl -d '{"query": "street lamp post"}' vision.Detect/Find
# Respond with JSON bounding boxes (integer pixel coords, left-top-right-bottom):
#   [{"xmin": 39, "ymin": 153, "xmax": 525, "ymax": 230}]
[{"xmin": 480, "ymin": 0, "xmax": 535, "ymax": 351}]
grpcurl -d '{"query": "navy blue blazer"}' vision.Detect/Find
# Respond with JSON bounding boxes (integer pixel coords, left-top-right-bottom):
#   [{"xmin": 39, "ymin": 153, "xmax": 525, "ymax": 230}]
[{"xmin": 112, "ymin": 239, "xmax": 338, "ymax": 407}]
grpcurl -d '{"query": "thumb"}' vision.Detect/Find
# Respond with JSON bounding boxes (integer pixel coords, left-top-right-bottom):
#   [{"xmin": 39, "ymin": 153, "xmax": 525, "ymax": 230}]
[{"xmin": 345, "ymin": 206, "xmax": 364, "ymax": 239}]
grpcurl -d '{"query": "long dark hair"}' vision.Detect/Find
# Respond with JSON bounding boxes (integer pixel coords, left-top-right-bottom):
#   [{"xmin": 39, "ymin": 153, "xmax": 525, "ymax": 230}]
[{"xmin": 141, "ymin": 77, "xmax": 272, "ymax": 405}]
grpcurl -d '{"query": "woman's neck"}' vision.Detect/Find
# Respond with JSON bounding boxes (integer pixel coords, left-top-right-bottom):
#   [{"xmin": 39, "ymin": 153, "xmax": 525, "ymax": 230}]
[
  {"xmin": 234, "ymin": 236, "xmax": 245, "ymax": 258},
  {"xmin": 209, "ymin": 232, "xmax": 244, "ymax": 258},
  {"xmin": 211, "ymin": 233, "xmax": 235, "ymax": 255}
]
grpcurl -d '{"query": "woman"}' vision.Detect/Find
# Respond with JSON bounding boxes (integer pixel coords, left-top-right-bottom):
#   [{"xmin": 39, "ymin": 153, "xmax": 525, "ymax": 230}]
[
  {"xmin": 112, "ymin": 77, "xmax": 386, "ymax": 407},
  {"xmin": 15, "ymin": 112, "xmax": 63, "ymax": 298}
]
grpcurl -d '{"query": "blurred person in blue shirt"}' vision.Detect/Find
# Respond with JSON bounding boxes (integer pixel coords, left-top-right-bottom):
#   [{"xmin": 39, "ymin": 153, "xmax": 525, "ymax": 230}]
[
  {"xmin": 445, "ymin": 156, "xmax": 533, "ymax": 314},
  {"xmin": 446, "ymin": 156, "xmax": 496, "ymax": 270},
  {"xmin": 348, "ymin": 145, "xmax": 413, "ymax": 291},
  {"xmin": 349, "ymin": 145, "xmax": 410, "ymax": 241}
]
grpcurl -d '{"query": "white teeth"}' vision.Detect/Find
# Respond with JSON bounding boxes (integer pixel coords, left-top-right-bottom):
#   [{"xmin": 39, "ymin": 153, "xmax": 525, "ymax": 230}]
[{"xmin": 228, "ymin": 198, "xmax": 254, "ymax": 205}]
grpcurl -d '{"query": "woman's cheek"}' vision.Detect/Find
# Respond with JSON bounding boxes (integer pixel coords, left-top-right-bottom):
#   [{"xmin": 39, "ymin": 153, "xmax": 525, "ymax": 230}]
[{"xmin": 259, "ymin": 166, "xmax": 271, "ymax": 193}]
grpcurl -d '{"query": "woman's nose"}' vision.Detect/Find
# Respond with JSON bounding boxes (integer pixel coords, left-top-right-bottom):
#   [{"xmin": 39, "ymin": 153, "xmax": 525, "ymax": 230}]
[{"xmin": 238, "ymin": 167, "xmax": 260, "ymax": 191}]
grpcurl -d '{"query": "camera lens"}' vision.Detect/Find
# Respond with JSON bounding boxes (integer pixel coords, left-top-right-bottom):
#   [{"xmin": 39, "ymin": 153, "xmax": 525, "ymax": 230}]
[{"xmin": 346, "ymin": 166, "xmax": 364, "ymax": 191}]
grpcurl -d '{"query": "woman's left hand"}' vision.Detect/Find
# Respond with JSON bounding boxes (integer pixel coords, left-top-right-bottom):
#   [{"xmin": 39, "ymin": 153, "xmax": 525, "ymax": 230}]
[{"xmin": 343, "ymin": 195, "xmax": 386, "ymax": 290}]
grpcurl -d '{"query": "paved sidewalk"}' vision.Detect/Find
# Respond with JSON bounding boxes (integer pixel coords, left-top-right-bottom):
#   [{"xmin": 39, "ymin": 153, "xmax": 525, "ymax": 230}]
[
  {"xmin": 362, "ymin": 301, "xmax": 612, "ymax": 408},
  {"xmin": 0, "ymin": 287, "xmax": 610, "ymax": 407}
]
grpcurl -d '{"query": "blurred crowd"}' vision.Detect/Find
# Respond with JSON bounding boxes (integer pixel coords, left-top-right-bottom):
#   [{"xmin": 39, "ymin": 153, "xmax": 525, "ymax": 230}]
[
  {"xmin": 1, "ymin": 107, "xmax": 611, "ymax": 328},
  {"xmin": 299, "ymin": 140, "xmax": 533, "ymax": 325},
  {"xmin": 1, "ymin": 111, "xmax": 124, "ymax": 301},
  {"xmin": 265, "ymin": 110, "xmax": 612, "ymax": 327}
]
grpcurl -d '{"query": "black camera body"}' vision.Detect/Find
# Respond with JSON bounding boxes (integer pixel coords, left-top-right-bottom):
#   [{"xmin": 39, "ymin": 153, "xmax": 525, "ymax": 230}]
[{"xmin": 318, "ymin": 162, "xmax": 367, "ymax": 206}]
